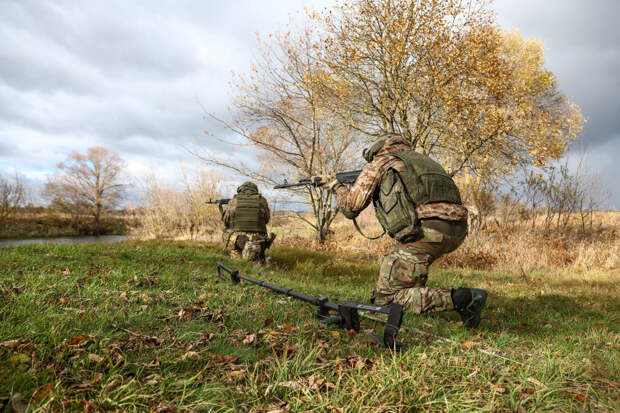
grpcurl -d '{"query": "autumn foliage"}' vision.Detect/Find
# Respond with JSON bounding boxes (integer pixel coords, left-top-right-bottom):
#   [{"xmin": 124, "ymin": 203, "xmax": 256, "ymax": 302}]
[
  {"xmin": 315, "ymin": 0, "xmax": 583, "ymax": 177},
  {"xmin": 201, "ymin": 0, "xmax": 583, "ymax": 243}
]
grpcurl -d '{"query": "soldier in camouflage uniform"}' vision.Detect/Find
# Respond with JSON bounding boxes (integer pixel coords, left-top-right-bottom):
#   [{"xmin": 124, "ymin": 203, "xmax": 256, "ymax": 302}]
[
  {"xmin": 221, "ymin": 182, "xmax": 275, "ymax": 263},
  {"xmin": 326, "ymin": 135, "xmax": 487, "ymax": 328}
]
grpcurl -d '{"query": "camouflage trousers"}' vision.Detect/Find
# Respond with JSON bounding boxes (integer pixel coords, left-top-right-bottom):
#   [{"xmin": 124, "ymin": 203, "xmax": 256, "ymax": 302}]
[
  {"xmin": 373, "ymin": 220, "xmax": 467, "ymax": 314},
  {"xmin": 223, "ymin": 231, "xmax": 275, "ymax": 263}
]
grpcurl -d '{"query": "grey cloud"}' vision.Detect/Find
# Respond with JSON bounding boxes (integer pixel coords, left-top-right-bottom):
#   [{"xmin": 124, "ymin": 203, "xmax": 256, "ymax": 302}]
[
  {"xmin": 0, "ymin": 0, "xmax": 617, "ymax": 207},
  {"xmin": 495, "ymin": 0, "xmax": 620, "ymax": 147}
]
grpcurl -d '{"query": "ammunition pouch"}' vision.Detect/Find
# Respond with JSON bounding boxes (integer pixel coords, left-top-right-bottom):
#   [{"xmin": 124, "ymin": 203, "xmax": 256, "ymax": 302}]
[{"xmin": 374, "ymin": 169, "xmax": 422, "ymax": 243}]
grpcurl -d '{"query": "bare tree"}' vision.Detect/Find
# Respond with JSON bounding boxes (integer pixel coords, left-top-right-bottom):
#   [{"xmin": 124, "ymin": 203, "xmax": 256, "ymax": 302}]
[
  {"xmin": 198, "ymin": 25, "xmax": 363, "ymax": 243},
  {"xmin": 0, "ymin": 172, "xmax": 26, "ymax": 229},
  {"xmin": 44, "ymin": 147, "xmax": 126, "ymax": 233}
]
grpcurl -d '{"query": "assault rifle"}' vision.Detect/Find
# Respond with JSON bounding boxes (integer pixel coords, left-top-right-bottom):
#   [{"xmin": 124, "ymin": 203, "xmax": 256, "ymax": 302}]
[
  {"xmin": 274, "ymin": 170, "xmax": 362, "ymax": 189},
  {"xmin": 205, "ymin": 199, "xmax": 231, "ymax": 205},
  {"xmin": 215, "ymin": 262, "xmax": 405, "ymax": 349}
]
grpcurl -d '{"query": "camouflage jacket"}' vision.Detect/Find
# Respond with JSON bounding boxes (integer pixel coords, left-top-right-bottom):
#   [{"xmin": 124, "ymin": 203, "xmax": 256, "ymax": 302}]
[{"xmin": 335, "ymin": 136, "xmax": 468, "ymax": 222}]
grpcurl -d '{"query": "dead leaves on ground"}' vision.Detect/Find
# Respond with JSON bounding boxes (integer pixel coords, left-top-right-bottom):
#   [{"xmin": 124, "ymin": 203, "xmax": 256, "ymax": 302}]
[
  {"xmin": 161, "ymin": 303, "xmax": 226, "ymax": 324},
  {"xmin": 270, "ymin": 373, "xmax": 335, "ymax": 396}
]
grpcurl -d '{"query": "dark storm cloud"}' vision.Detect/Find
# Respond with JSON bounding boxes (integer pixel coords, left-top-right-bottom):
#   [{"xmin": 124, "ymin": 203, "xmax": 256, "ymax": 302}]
[
  {"xmin": 494, "ymin": 0, "xmax": 620, "ymax": 206},
  {"xmin": 495, "ymin": 0, "xmax": 620, "ymax": 146}
]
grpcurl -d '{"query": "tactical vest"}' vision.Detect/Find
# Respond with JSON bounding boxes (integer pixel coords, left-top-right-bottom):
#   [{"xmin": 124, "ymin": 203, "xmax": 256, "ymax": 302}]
[
  {"xmin": 373, "ymin": 150, "xmax": 462, "ymax": 243},
  {"xmin": 231, "ymin": 193, "xmax": 267, "ymax": 233}
]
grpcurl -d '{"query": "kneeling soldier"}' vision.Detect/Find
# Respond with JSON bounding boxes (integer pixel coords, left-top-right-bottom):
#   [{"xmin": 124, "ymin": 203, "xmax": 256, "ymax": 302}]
[
  {"xmin": 221, "ymin": 182, "xmax": 275, "ymax": 263},
  {"xmin": 328, "ymin": 135, "xmax": 487, "ymax": 328}
]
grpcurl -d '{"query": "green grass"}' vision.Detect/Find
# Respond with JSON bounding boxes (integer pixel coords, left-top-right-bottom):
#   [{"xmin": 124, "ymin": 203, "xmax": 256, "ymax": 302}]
[{"xmin": 0, "ymin": 241, "xmax": 618, "ymax": 412}]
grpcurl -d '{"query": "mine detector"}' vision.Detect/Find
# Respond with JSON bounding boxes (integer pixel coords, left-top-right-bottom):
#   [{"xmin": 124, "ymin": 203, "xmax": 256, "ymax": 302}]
[{"xmin": 215, "ymin": 262, "xmax": 405, "ymax": 350}]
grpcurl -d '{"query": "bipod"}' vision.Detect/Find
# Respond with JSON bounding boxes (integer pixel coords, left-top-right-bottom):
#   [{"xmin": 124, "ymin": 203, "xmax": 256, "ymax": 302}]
[{"xmin": 215, "ymin": 262, "xmax": 405, "ymax": 350}]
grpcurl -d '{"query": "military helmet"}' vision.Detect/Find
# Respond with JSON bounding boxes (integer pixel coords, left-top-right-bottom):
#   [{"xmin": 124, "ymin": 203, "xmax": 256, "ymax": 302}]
[
  {"xmin": 237, "ymin": 181, "xmax": 258, "ymax": 193},
  {"xmin": 362, "ymin": 136, "xmax": 390, "ymax": 163}
]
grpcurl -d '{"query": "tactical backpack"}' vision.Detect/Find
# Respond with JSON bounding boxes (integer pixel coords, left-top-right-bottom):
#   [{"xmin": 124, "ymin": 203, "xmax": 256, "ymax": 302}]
[{"xmin": 373, "ymin": 150, "xmax": 462, "ymax": 243}]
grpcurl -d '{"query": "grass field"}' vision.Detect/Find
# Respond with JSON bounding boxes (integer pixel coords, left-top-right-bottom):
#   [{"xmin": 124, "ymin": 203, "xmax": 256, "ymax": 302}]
[{"xmin": 1, "ymin": 241, "xmax": 618, "ymax": 412}]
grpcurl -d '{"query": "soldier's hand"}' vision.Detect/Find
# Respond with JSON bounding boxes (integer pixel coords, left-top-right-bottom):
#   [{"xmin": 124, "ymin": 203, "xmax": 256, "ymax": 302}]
[
  {"xmin": 326, "ymin": 179, "xmax": 341, "ymax": 192},
  {"xmin": 311, "ymin": 175, "xmax": 335, "ymax": 187}
]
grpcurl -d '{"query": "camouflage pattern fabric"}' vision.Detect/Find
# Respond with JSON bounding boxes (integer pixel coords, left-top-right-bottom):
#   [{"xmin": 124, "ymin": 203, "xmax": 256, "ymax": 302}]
[
  {"xmin": 220, "ymin": 183, "xmax": 273, "ymax": 263},
  {"xmin": 334, "ymin": 135, "xmax": 467, "ymax": 222},
  {"xmin": 335, "ymin": 135, "xmax": 472, "ymax": 314},
  {"xmin": 373, "ymin": 221, "xmax": 467, "ymax": 313},
  {"xmin": 224, "ymin": 231, "xmax": 274, "ymax": 263}
]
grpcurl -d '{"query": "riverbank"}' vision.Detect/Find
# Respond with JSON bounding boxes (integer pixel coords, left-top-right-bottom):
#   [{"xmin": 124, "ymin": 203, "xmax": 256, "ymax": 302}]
[
  {"xmin": 0, "ymin": 212, "xmax": 133, "ymax": 240},
  {"xmin": 1, "ymin": 241, "xmax": 617, "ymax": 411},
  {"xmin": 0, "ymin": 235, "xmax": 131, "ymax": 248}
]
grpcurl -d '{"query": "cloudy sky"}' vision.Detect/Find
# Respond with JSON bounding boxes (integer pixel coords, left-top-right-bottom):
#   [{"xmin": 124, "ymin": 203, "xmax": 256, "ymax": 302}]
[{"xmin": 1, "ymin": 0, "xmax": 618, "ymax": 206}]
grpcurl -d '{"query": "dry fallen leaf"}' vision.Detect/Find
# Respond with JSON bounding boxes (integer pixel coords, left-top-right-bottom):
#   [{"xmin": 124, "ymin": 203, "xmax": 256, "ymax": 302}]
[
  {"xmin": 181, "ymin": 351, "xmax": 201, "ymax": 361},
  {"xmin": 172, "ymin": 379, "xmax": 191, "ymax": 387},
  {"xmin": 104, "ymin": 379, "xmax": 120, "ymax": 391},
  {"xmin": 278, "ymin": 380, "xmax": 302, "ymax": 390},
  {"xmin": 308, "ymin": 374, "xmax": 325, "ymax": 391},
  {"xmin": 0, "ymin": 339, "xmax": 19, "ymax": 349},
  {"xmin": 330, "ymin": 331, "xmax": 340, "ymax": 339},
  {"xmin": 567, "ymin": 392, "xmax": 586, "ymax": 402},
  {"xmin": 242, "ymin": 333, "xmax": 256, "ymax": 345},
  {"xmin": 199, "ymin": 333, "xmax": 215, "ymax": 343},
  {"xmin": 144, "ymin": 374, "xmax": 162, "ymax": 386},
  {"xmin": 70, "ymin": 335, "xmax": 88, "ymax": 345},
  {"xmin": 460, "ymin": 340, "xmax": 474, "ymax": 349},
  {"xmin": 283, "ymin": 323, "xmax": 293, "ymax": 334},
  {"xmin": 10, "ymin": 393, "xmax": 27, "ymax": 413},
  {"xmin": 88, "ymin": 353, "xmax": 104, "ymax": 363},
  {"xmin": 32, "ymin": 383, "xmax": 55, "ymax": 400},
  {"xmin": 264, "ymin": 318, "xmax": 274, "ymax": 327}
]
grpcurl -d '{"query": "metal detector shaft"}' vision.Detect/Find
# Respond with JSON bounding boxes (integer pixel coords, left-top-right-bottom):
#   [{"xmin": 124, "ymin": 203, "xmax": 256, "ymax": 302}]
[
  {"xmin": 215, "ymin": 262, "xmax": 405, "ymax": 349},
  {"xmin": 217, "ymin": 262, "xmax": 337, "ymax": 310}
]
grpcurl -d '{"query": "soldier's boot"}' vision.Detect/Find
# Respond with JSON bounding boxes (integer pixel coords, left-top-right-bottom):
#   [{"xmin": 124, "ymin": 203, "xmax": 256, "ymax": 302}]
[{"xmin": 451, "ymin": 288, "xmax": 487, "ymax": 329}]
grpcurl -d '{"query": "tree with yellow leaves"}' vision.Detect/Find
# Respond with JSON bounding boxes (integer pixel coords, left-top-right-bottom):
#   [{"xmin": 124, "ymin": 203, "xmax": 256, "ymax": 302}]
[
  {"xmin": 201, "ymin": 0, "xmax": 582, "ymax": 243},
  {"xmin": 315, "ymin": 0, "xmax": 583, "ymax": 178}
]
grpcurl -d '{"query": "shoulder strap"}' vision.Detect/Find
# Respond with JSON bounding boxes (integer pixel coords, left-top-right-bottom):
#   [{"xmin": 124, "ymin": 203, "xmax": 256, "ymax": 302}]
[{"xmin": 353, "ymin": 217, "xmax": 386, "ymax": 240}]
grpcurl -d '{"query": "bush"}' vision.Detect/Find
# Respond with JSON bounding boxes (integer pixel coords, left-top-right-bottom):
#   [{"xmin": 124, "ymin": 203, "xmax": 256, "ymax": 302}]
[{"xmin": 135, "ymin": 170, "xmax": 221, "ymax": 240}]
